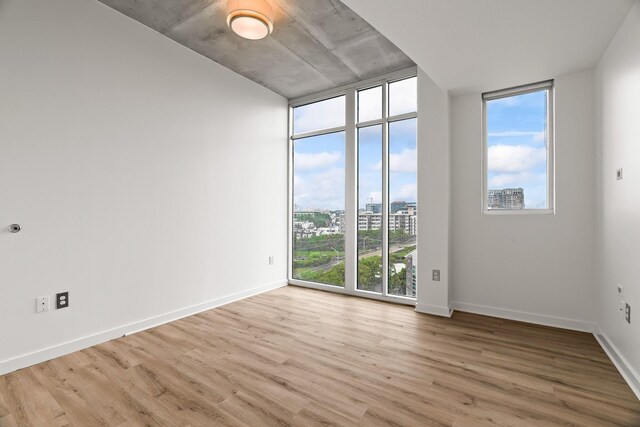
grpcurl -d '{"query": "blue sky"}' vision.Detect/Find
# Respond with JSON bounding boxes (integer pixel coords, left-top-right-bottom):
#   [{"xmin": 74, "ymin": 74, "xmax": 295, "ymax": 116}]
[
  {"xmin": 486, "ymin": 90, "xmax": 548, "ymax": 208},
  {"xmin": 293, "ymin": 132, "xmax": 346, "ymax": 211},
  {"xmin": 293, "ymin": 81, "xmax": 417, "ymax": 212},
  {"xmin": 293, "ymin": 121, "xmax": 417, "ymax": 211},
  {"xmin": 293, "ymin": 85, "xmax": 547, "ymax": 211}
]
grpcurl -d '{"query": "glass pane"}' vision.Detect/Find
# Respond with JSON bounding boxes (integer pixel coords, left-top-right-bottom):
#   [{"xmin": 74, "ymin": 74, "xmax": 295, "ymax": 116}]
[
  {"xmin": 486, "ymin": 89, "xmax": 548, "ymax": 210},
  {"xmin": 293, "ymin": 96, "xmax": 345, "ymax": 135},
  {"xmin": 292, "ymin": 132, "xmax": 345, "ymax": 286},
  {"xmin": 357, "ymin": 125, "xmax": 383, "ymax": 293},
  {"xmin": 358, "ymin": 86, "xmax": 382, "ymax": 122},
  {"xmin": 388, "ymin": 119, "xmax": 417, "ymax": 297},
  {"xmin": 389, "ymin": 77, "xmax": 417, "ymax": 116}
]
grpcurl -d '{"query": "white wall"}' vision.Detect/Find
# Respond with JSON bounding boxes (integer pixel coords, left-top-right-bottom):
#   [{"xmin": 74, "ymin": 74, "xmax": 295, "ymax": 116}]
[
  {"xmin": 595, "ymin": 0, "xmax": 640, "ymax": 387},
  {"xmin": 0, "ymin": 0, "xmax": 288, "ymax": 373},
  {"xmin": 450, "ymin": 71, "xmax": 596, "ymax": 331},
  {"xmin": 416, "ymin": 68, "xmax": 451, "ymax": 316}
]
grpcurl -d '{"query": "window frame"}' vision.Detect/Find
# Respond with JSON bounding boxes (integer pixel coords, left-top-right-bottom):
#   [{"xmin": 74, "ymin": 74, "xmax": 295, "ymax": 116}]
[
  {"xmin": 482, "ymin": 80, "xmax": 555, "ymax": 215},
  {"xmin": 287, "ymin": 66, "xmax": 418, "ymax": 306}
]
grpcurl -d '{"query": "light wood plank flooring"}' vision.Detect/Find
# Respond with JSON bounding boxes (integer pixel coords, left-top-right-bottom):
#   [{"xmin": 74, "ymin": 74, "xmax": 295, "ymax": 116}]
[{"xmin": 1, "ymin": 286, "xmax": 638, "ymax": 426}]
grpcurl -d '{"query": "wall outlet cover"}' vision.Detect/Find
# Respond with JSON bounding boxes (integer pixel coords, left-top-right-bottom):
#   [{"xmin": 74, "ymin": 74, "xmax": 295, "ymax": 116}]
[
  {"xmin": 56, "ymin": 292, "xmax": 69, "ymax": 309},
  {"xmin": 625, "ymin": 303, "xmax": 631, "ymax": 324},
  {"xmin": 616, "ymin": 168, "xmax": 623, "ymax": 180}
]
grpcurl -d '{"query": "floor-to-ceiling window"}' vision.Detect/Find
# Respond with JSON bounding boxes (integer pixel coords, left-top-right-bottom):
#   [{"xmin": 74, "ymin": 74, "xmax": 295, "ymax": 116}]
[
  {"xmin": 291, "ymin": 96, "xmax": 346, "ymax": 286},
  {"xmin": 289, "ymin": 69, "xmax": 417, "ymax": 304}
]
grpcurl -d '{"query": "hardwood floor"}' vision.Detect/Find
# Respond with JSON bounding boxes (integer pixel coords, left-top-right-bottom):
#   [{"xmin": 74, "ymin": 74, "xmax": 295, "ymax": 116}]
[{"xmin": 1, "ymin": 286, "xmax": 638, "ymax": 426}]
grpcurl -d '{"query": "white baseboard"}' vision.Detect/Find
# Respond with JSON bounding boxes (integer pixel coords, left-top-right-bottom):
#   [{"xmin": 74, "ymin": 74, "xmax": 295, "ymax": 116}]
[
  {"xmin": 594, "ymin": 327, "xmax": 640, "ymax": 401},
  {"xmin": 452, "ymin": 301, "xmax": 595, "ymax": 332},
  {"xmin": 415, "ymin": 303, "xmax": 452, "ymax": 317},
  {"xmin": 0, "ymin": 280, "xmax": 287, "ymax": 376}
]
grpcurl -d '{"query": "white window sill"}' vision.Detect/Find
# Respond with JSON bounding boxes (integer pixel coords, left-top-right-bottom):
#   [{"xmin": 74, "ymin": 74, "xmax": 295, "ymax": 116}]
[{"xmin": 483, "ymin": 208, "xmax": 555, "ymax": 216}]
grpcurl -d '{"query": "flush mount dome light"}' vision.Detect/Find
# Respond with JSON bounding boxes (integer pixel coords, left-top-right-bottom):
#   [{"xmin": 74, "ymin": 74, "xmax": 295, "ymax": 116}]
[{"xmin": 226, "ymin": 0, "xmax": 274, "ymax": 40}]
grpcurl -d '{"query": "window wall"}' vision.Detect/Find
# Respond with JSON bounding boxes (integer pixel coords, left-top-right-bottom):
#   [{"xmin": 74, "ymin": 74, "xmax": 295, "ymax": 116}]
[{"xmin": 290, "ymin": 69, "xmax": 417, "ymax": 303}]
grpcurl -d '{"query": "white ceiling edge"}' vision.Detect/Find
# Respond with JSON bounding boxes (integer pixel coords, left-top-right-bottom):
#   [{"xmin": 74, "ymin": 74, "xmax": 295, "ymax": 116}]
[{"xmin": 341, "ymin": 0, "xmax": 635, "ymax": 96}]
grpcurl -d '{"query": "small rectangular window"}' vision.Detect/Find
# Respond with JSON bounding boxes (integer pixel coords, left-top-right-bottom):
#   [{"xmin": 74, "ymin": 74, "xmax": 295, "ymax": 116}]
[
  {"xmin": 483, "ymin": 81, "xmax": 554, "ymax": 213},
  {"xmin": 293, "ymin": 95, "xmax": 345, "ymax": 135},
  {"xmin": 389, "ymin": 76, "xmax": 417, "ymax": 117},
  {"xmin": 357, "ymin": 86, "xmax": 382, "ymax": 122}
]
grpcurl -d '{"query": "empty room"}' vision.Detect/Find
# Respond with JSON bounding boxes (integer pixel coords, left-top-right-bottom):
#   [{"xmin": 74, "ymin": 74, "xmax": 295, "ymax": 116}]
[{"xmin": 1, "ymin": 0, "xmax": 639, "ymax": 425}]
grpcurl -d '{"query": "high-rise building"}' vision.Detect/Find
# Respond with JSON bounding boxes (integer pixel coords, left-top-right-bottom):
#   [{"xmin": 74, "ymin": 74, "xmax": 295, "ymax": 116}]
[
  {"xmin": 365, "ymin": 203, "xmax": 382, "ymax": 213},
  {"xmin": 488, "ymin": 188, "xmax": 525, "ymax": 209},
  {"xmin": 358, "ymin": 212, "xmax": 383, "ymax": 231},
  {"xmin": 355, "ymin": 212, "xmax": 417, "ymax": 235},
  {"xmin": 390, "ymin": 201, "xmax": 406, "ymax": 213},
  {"xmin": 405, "ymin": 250, "xmax": 417, "ymax": 297}
]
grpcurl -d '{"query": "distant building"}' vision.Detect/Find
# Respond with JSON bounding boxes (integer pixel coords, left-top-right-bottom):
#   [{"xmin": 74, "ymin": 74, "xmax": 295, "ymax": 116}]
[
  {"xmin": 358, "ymin": 212, "xmax": 382, "ymax": 231},
  {"xmin": 293, "ymin": 210, "xmax": 342, "ymax": 238},
  {"xmin": 388, "ymin": 213, "xmax": 417, "ymax": 235},
  {"xmin": 405, "ymin": 250, "xmax": 417, "ymax": 297},
  {"xmin": 357, "ymin": 212, "xmax": 416, "ymax": 235},
  {"xmin": 390, "ymin": 201, "xmax": 417, "ymax": 214},
  {"xmin": 390, "ymin": 201, "xmax": 406, "ymax": 213},
  {"xmin": 488, "ymin": 188, "xmax": 525, "ymax": 209},
  {"xmin": 365, "ymin": 203, "xmax": 382, "ymax": 214},
  {"xmin": 338, "ymin": 210, "xmax": 417, "ymax": 235}
]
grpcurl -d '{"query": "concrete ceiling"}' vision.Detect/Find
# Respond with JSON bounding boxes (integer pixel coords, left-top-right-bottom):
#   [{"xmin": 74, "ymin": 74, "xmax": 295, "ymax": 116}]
[
  {"xmin": 342, "ymin": 0, "xmax": 635, "ymax": 95},
  {"xmin": 96, "ymin": 0, "xmax": 415, "ymax": 99}
]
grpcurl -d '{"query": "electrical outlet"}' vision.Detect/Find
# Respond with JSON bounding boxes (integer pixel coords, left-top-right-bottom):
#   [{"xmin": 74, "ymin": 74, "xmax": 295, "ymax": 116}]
[
  {"xmin": 432, "ymin": 269, "xmax": 441, "ymax": 281},
  {"xmin": 268, "ymin": 256, "xmax": 274, "ymax": 265},
  {"xmin": 36, "ymin": 296, "xmax": 50, "ymax": 313},
  {"xmin": 617, "ymin": 284, "xmax": 623, "ymax": 296},
  {"xmin": 616, "ymin": 168, "xmax": 623, "ymax": 180},
  {"xmin": 625, "ymin": 303, "xmax": 631, "ymax": 324},
  {"xmin": 56, "ymin": 292, "xmax": 69, "ymax": 309}
]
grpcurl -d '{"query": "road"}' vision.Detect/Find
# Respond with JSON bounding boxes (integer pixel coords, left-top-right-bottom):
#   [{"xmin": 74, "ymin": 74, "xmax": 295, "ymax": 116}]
[{"xmin": 301, "ymin": 243, "xmax": 415, "ymax": 274}]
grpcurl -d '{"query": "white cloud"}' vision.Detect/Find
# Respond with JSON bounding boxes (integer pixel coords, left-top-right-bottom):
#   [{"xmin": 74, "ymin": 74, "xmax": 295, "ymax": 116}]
[
  {"xmin": 374, "ymin": 148, "xmax": 417, "ymax": 173},
  {"xmin": 389, "ymin": 78, "xmax": 417, "ymax": 115},
  {"xmin": 488, "ymin": 130, "xmax": 541, "ymax": 138},
  {"xmin": 488, "ymin": 130, "xmax": 546, "ymax": 145},
  {"xmin": 294, "ymin": 97, "xmax": 345, "ymax": 134},
  {"xmin": 391, "ymin": 183, "xmax": 416, "ymax": 202},
  {"xmin": 488, "ymin": 172, "xmax": 546, "ymax": 188},
  {"xmin": 489, "ymin": 96, "xmax": 521, "ymax": 107},
  {"xmin": 358, "ymin": 86, "xmax": 382, "ymax": 121},
  {"xmin": 533, "ymin": 132, "xmax": 546, "ymax": 144},
  {"xmin": 391, "ymin": 149, "xmax": 417, "ymax": 173},
  {"xmin": 293, "ymin": 168, "xmax": 345, "ymax": 210},
  {"xmin": 488, "ymin": 144, "xmax": 545, "ymax": 173},
  {"xmin": 295, "ymin": 151, "xmax": 341, "ymax": 170}
]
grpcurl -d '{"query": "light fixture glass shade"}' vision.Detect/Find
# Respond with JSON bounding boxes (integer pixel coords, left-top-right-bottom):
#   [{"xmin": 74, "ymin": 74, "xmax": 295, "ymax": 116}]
[{"xmin": 226, "ymin": 0, "xmax": 274, "ymax": 40}]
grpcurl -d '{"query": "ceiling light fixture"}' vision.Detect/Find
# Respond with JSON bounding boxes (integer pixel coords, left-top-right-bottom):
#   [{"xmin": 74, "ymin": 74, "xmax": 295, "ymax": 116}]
[{"xmin": 226, "ymin": 0, "xmax": 274, "ymax": 40}]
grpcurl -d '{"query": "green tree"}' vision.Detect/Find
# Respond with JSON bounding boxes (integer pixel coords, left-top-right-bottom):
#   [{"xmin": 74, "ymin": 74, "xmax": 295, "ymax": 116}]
[
  {"xmin": 301, "ymin": 262, "xmax": 345, "ymax": 287},
  {"xmin": 357, "ymin": 256, "xmax": 382, "ymax": 292}
]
